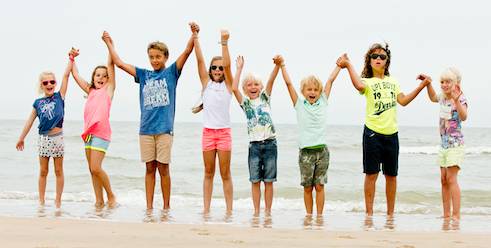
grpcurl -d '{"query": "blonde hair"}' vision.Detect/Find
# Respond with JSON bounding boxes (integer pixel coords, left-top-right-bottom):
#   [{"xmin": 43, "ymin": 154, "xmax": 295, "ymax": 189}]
[
  {"xmin": 440, "ymin": 67, "xmax": 462, "ymax": 85},
  {"xmin": 37, "ymin": 71, "xmax": 56, "ymax": 95},
  {"xmin": 147, "ymin": 41, "xmax": 169, "ymax": 57},
  {"xmin": 241, "ymin": 73, "xmax": 263, "ymax": 92},
  {"xmin": 300, "ymin": 75, "xmax": 323, "ymax": 93}
]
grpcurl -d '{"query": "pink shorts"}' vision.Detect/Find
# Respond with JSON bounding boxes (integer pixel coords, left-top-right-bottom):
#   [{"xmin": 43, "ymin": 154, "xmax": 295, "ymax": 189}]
[{"xmin": 202, "ymin": 128, "xmax": 232, "ymax": 151}]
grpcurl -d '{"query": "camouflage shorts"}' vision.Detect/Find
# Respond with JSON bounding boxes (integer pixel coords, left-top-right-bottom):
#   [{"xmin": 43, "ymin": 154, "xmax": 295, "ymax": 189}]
[{"xmin": 298, "ymin": 146, "xmax": 329, "ymax": 187}]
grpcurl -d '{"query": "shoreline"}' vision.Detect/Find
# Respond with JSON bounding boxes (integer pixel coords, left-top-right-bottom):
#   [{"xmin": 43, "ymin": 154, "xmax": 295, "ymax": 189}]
[{"xmin": 1, "ymin": 216, "xmax": 488, "ymax": 248}]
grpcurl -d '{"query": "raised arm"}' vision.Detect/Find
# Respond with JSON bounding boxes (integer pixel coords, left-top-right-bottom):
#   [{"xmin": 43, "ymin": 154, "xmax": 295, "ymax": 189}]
[
  {"xmin": 70, "ymin": 49, "xmax": 91, "ymax": 94},
  {"xmin": 421, "ymin": 74, "xmax": 438, "ymax": 103},
  {"xmin": 397, "ymin": 76, "xmax": 431, "ymax": 106},
  {"xmin": 175, "ymin": 22, "xmax": 198, "ymax": 71},
  {"xmin": 324, "ymin": 65, "xmax": 341, "ymax": 98},
  {"xmin": 16, "ymin": 108, "xmax": 37, "ymax": 151},
  {"xmin": 264, "ymin": 55, "xmax": 281, "ymax": 96},
  {"xmin": 102, "ymin": 32, "xmax": 116, "ymax": 98},
  {"xmin": 103, "ymin": 31, "xmax": 136, "ymax": 77},
  {"xmin": 193, "ymin": 29, "xmax": 210, "ymax": 88},
  {"xmin": 452, "ymin": 84, "xmax": 467, "ymax": 121},
  {"xmin": 221, "ymin": 30, "xmax": 233, "ymax": 93},
  {"xmin": 337, "ymin": 53, "xmax": 366, "ymax": 92},
  {"xmin": 232, "ymin": 55, "xmax": 244, "ymax": 104},
  {"xmin": 280, "ymin": 60, "xmax": 298, "ymax": 106},
  {"xmin": 59, "ymin": 51, "xmax": 74, "ymax": 99}
]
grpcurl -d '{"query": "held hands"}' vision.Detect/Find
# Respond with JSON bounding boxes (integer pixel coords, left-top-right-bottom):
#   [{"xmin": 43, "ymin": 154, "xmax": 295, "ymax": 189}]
[
  {"xmin": 336, "ymin": 53, "xmax": 350, "ymax": 68},
  {"xmin": 221, "ymin": 30, "xmax": 229, "ymax": 44},
  {"xmin": 273, "ymin": 55, "xmax": 284, "ymax": 66},
  {"xmin": 189, "ymin": 22, "xmax": 200, "ymax": 40},
  {"xmin": 69, "ymin": 47, "xmax": 79, "ymax": 61},
  {"xmin": 15, "ymin": 140, "xmax": 24, "ymax": 151},
  {"xmin": 416, "ymin": 74, "xmax": 432, "ymax": 87},
  {"xmin": 236, "ymin": 55, "xmax": 244, "ymax": 70},
  {"xmin": 102, "ymin": 31, "xmax": 113, "ymax": 45}
]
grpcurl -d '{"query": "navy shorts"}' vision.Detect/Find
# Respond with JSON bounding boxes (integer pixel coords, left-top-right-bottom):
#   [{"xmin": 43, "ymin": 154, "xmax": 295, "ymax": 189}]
[
  {"xmin": 248, "ymin": 138, "xmax": 278, "ymax": 183},
  {"xmin": 363, "ymin": 126, "xmax": 399, "ymax": 176}
]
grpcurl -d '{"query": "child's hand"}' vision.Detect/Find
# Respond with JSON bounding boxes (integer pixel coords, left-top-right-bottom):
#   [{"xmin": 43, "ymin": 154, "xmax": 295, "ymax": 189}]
[
  {"xmin": 273, "ymin": 55, "xmax": 284, "ymax": 66},
  {"xmin": 417, "ymin": 74, "xmax": 432, "ymax": 86},
  {"xmin": 451, "ymin": 84, "xmax": 462, "ymax": 101},
  {"xmin": 102, "ymin": 31, "xmax": 113, "ymax": 45},
  {"xmin": 15, "ymin": 139, "xmax": 24, "ymax": 151},
  {"xmin": 69, "ymin": 47, "xmax": 79, "ymax": 60},
  {"xmin": 236, "ymin": 55, "xmax": 244, "ymax": 70},
  {"xmin": 221, "ymin": 30, "xmax": 229, "ymax": 42},
  {"xmin": 189, "ymin": 22, "xmax": 200, "ymax": 34},
  {"xmin": 336, "ymin": 53, "xmax": 349, "ymax": 68}
]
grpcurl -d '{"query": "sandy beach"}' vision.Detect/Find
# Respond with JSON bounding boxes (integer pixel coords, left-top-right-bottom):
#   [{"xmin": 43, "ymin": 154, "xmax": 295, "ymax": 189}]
[{"xmin": 0, "ymin": 217, "xmax": 488, "ymax": 248}]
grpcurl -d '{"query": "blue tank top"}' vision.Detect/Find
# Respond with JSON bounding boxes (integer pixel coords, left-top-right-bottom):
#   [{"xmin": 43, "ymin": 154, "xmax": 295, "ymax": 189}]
[{"xmin": 32, "ymin": 92, "xmax": 65, "ymax": 134}]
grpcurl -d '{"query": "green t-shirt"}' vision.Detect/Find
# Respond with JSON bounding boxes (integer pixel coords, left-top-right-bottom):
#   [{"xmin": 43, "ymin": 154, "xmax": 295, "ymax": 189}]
[{"xmin": 361, "ymin": 76, "xmax": 400, "ymax": 135}]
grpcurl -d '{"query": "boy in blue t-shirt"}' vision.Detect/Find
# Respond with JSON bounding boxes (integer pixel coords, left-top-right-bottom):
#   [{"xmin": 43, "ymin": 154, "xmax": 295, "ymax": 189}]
[{"xmin": 104, "ymin": 23, "xmax": 199, "ymax": 210}]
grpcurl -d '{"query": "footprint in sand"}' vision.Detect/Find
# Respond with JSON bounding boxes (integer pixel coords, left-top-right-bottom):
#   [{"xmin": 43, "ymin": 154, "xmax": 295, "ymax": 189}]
[
  {"xmin": 191, "ymin": 228, "xmax": 210, "ymax": 236},
  {"xmin": 338, "ymin": 235, "xmax": 355, "ymax": 239}
]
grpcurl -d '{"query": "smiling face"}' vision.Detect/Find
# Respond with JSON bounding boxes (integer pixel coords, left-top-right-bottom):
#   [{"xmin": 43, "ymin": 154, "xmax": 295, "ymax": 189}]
[
  {"xmin": 242, "ymin": 75, "xmax": 263, "ymax": 99},
  {"xmin": 440, "ymin": 78, "xmax": 456, "ymax": 96},
  {"xmin": 369, "ymin": 48, "xmax": 388, "ymax": 75},
  {"xmin": 300, "ymin": 76, "xmax": 323, "ymax": 104},
  {"xmin": 91, "ymin": 67, "xmax": 108, "ymax": 89},
  {"xmin": 148, "ymin": 48, "xmax": 168, "ymax": 71},
  {"xmin": 39, "ymin": 73, "xmax": 56, "ymax": 96},
  {"xmin": 209, "ymin": 58, "xmax": 225, "ymax": 82}
]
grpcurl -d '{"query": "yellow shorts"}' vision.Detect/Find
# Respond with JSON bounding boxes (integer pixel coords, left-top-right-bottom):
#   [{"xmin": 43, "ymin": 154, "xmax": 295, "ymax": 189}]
[
  {"xmin": 438, "ymin": 146, "xmax": 464, "ymax": 168},
  {"xmin": 139, "ymin": 134, "xmax": 173, "ymax": 164}
]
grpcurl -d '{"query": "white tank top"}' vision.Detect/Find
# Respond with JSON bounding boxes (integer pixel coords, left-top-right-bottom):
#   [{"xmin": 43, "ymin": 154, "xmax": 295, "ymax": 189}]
[{"xmin": 202, "ymin": 81, "xmax": 232, "ymax": 129}]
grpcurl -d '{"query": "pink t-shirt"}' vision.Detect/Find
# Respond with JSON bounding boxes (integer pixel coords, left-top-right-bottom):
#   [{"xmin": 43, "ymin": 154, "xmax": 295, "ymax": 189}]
[{"xmin": 82, "ymin": 86, "xmax": 112, "ymax": 141}]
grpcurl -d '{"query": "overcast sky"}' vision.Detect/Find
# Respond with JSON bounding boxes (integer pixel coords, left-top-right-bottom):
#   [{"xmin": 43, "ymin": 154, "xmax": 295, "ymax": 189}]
[{"xmin": 1, "ymin": 0, "xmax": 490, "ymax": 127}]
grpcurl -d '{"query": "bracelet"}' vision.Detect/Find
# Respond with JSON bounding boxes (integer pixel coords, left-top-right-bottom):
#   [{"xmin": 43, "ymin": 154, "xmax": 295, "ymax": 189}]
[{"xmin": 218, "ymin": 40, "xmax": 228, "ymax": 46}]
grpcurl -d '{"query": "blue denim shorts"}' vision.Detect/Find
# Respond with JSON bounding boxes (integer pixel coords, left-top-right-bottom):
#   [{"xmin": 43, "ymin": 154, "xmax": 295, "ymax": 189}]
[{"xmin": 248, "ymin": 138, "xmax": 278, "ymax": 183}]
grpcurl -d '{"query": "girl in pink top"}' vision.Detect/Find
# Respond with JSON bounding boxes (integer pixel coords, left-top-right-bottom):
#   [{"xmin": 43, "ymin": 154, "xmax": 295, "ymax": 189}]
[{"xmin": 71, "ymin": 33, "xmax": 117, "ymax": 208}]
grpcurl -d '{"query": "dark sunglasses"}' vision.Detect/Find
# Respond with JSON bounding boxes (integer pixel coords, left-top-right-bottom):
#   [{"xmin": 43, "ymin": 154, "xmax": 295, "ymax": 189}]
[
  {"xmin": 369, "ymin": 53, "xmax": 387, "ymax": 60},
  {"xmin": 211, "ymin": 65, "xmax": 224, "ymax": 71},
  {"xmin": 42, "ymin": 80, "xmax": 56, "ymax": 86}
]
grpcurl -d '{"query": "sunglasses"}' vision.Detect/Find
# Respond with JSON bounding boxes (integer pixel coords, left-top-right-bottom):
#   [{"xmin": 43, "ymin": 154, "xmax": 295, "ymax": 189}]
[
  {"xmin": 211, "ymin": 65, "xmax": 224, "ymax": 71},
  {"xmin": 42, "ymin": 80, "xmax": 56, "ymax": 86},
  {"xmin": 369, "ymin": 53, "xmax": 387, "ymax": 60}
]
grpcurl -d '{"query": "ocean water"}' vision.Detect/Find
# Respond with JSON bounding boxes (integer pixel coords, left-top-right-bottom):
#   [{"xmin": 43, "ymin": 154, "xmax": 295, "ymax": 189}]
[{"xmin": 1, "ymin": 120, "xmax": 490, "ymax": 231}]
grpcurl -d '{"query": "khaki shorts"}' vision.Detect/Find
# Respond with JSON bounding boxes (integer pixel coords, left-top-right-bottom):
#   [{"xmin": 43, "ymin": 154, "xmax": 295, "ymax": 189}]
[{"xmin": 139, "ymin": 134, "xmax": 173, "ymax": 164}]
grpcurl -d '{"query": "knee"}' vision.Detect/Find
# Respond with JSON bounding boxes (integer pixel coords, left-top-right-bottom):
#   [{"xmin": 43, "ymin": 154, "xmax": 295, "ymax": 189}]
[
  {"xmin": 220, "ymin": 171, "xmax": 231, "ymax": 181},
  {"xmin": 146, "ymin": 166, "xmax": 157, "ymax": 176},
  {"xmin": 39, "ymin": 169, "xmax": 49, "ymax": 178},
  {"xmin": 204, "ymin": 168, "xmax": 215, "ymax": 180},
  {"xmin": 447, "ymin": 176, "xmax": 457, "ymax": 186},
  {"xmin": 304, "ymin": 186, "xmax": 314, "ymax": 194},
  {"xmin": 54, "ymin": 168, "xmax": 63, "ymax": 177},
  {"xmin": 158, "ymin": 164, "xmax": 169, "ymax": 177},
  {"xmin": 90, "ymin": 167, "xmax": 102, "ymax": 176},
  {"xmin": 314, "ymin": 184, "xmax": 324, "ymax": 192},
  {"xmin": 440, "ymin": 177, "xmax": 448, "ymax": 186}
]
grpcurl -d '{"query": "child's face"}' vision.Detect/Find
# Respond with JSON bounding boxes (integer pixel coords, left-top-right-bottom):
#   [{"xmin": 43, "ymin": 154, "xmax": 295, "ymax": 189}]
[
  {"xmin": 93, "ymin": 68, "xmax": 108, "ymax": 89},
  {"xmin": 440, "ymin": 78, "xmax": 456, "ymax": 95},
  {"xmin": 370, "ymin": 49, "xmax": 388, "ymax": 74},
  {"xmin": 302, "ymin": 82, "xmax": 321, "ymax": 104},
  {"xmin": 243, "ymin": 80, "xmax": 263, "ymax": 99},
  {"xmin": 210, "ymin": 59, "xmax": 225, "ymax": 82},
  {"xmin": 148, "ymin": 48, "xmax": 168, "ymax": 71},
  {"xmin": 40, "ymin": 74, "xmax": 56, "ymax": 96}
]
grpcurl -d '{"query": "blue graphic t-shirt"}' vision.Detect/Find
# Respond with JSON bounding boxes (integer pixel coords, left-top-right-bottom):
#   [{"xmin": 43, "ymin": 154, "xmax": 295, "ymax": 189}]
[
  {"xmin": 32, "ymin": 92, "xmax": 65, "ymax": 135},
  {"xmin": 135, "ymin": 62, "xmax": 180, "ymax": 135}
]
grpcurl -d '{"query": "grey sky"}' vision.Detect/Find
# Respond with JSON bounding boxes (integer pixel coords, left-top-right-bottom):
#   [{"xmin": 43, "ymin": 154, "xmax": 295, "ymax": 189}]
[{"xmin": 1, "ymin": 0, "xmax": 490, "ymax": 127}]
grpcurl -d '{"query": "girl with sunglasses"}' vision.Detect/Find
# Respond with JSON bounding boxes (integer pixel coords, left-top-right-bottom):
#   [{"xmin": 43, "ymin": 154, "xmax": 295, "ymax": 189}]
[
  {"xmin": 193, "ymin": 28, "xmax": 234, "ymax": 214},
  {"xmin": 15, "ymin": 49, "xmax": 74, "ymax": 209},
  {"xmin": 337, "ymin": 43, "xmax": 431, "ymax": 217},
  {"xmin": 70, "ymin": 33, "xmax": 117, "ymax": 209}
]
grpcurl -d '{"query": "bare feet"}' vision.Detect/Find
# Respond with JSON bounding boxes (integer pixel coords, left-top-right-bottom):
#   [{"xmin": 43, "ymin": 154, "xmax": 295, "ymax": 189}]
[{"xmin": 107, "ymin": 194, "xmax": 117, "ymax": 208}]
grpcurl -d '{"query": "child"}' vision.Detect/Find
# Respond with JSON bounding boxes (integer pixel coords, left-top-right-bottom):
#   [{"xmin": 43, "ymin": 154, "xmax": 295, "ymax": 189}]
[
  {"xmin": 279, "ymin": 56, "xmax": 340, "ymax": 216},
  {"xmin": 336, "ymin": 43, "xmax": 431, "ymax": 217},
  {"xmin": 193, "ymin": 28, "xmax": 234, "ymax": 214},
  {"xmin": 104, "ymin": 23, "xmax": 198, "ymax": 210},
  {"xmin": 425, "ymin": 67, "xmax": 467, "ymax": 220},
  {"xmin": 70, "ymin": 34, "xmax": 117, "ymax": 208},
  {"xmin": 15, "ymin": 50, "xmax": 73, "ymax": 209},
  {"xmin": 232, "ymin": 55, "xmax": 282, "ymax": 215}
]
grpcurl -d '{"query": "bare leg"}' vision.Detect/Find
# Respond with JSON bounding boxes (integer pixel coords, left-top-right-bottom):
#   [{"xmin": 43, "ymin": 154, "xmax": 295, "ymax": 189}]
[
  {"xmin": 157, "ymin": 162, "xmax": 171, "ymax": 210},
  {"xmin": 53, "ymin": 157, "xmax": 64, "ymax": 208},
  {"xmin": 145, "ymin": 161, "xmax": 157, "ymax": 210},
  {"xmin": 440, "ymin": 168, "xmax": 451, "ymax": 218},
  {"xmin": 385, "ymin": 175, "xmax": 397, "ymax": 217},
  {"xmin": 85, "ymin": 149, "xmax": 104, "ymax": 207},
  {"xmin": 203, "ymin": 150, "xmax": 217, "ymax": 213},
  {"xmin": 364, "ymin": 173, "xmax": 378, "ymax": 216},
  {"xmin": 89, "ymin": 150, "xmax": 116, "ymax": 207},
  {"xmin": 251, "ymin": 182, "xmax": 261, "ymax": 215},
  {"xmin": 447, "ymin": 166, "xmax": 461, "ymax": 220},
  {"xmin": 264, "ymin": 182, "xmax": 273, "ymax": 214},
  {"xmin": 38, "ymin": 157, "xmax": 49, "ymax": 206},
  {"xmin": 218, "ymin": 150, "xmax": 233, "ymax": 213},
  {"xmin": 314, "ymin": 184, "xmax": 325, "ymax": 216},
  {"xmin": 303, "ymin": 186, "xmax": 314, "ymax": 215}
]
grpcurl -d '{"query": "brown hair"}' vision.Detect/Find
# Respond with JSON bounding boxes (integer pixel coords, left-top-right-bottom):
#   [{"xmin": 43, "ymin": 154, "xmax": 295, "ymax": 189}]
[
  {"xmin": 147, "ymin": 41, "xmax": 169, "ymax": 58},
  {"xmin": 361, "ymin": 43, "xmax": 391, "ymax": 78},
  {"xmin": 90, "ymin": 65, "xmax": 108, "ymax": 89},
  {"xmin": 208, "ymin": 56, "xmax": 224, "ymax": 82}
]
